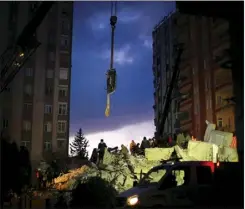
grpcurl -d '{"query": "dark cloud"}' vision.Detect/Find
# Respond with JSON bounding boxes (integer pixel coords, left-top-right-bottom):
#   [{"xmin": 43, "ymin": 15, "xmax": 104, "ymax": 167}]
[{"xmin": 70, "ymin": 2, "xmax": 175, "ymax": 135}]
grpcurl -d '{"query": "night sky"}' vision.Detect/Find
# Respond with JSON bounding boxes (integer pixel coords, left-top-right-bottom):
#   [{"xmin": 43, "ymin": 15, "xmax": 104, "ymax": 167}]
[{"xmin": 70, "ymin": 1, "xmax": 175, "ymax": 152}]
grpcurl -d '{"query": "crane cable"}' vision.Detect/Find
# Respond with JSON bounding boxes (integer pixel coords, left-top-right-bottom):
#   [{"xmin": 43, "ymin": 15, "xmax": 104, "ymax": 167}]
[{"xmin": 105, "ymin": 1, "xmax": 118, "ymax": 117}]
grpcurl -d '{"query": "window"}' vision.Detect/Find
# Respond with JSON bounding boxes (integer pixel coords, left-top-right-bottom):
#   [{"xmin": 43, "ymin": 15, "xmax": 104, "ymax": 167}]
[
  {"xmin": 217, "ymin": 118, "xmax": 223, "ymax": 127},
  {"xmin": 57, "ymin": 138, "xmax": 66, "ymax": 148},
  {"xmin": 159, "ymin": 166, "xmax": 191, "ymax": 190},
  {"xmin": 216, "ymin": 96, "xmax": 222, "ymax": 105},
  {"xmin": 45, "ymin": 86, "xmax": 53, "ymax": 95},
  {"xmin": 59, "ymin": 86, "xmax": 68, "ymax": 97},
  {"xmin": 24, "ymin": 84, "xmax": 32, "ymax": 95},
  {"xmin": 44, "ymin": 141, "xmax": 52, "ymax": 151},
  {"xmin": 2, "ymin": 119, "xmax": 9, "ymax": 128},
  {"xmin": 44, "ymin": 122, "xmax": 52, "ymax": 132},
  {"xmin": 23, "ymin": 121, "xmax": 31, "ymax": 131},
  {"xmin": 196, "ymin": 166, "xmax": 213, "ymax": 184},
  {"xmin": 25, "ymin": 68, "xmax": 33, "ymax": 77},
  {"xmin": 46, "ymin": 69, "xmax": 54, "ymax": 78},
  {"xmin": 57, "ymin": 120, "xmax": 67, "ymax": 133},
  {"xmin": 61, "ymin": 36, "xmax": 69, "ymax": 48},
  {"xmin": 44, "ymin": 105, "xmax": 52, "ymax": 114},
  {"xmin": 59, "ymin": 68, "xmax": 68, "ymax": 80},
  {"xmin": 60, "ymin": 54, "xmax": 70, "ymax": 67},
  {"xmin": 49, "ymin": 51, "xmax": 55, "ymax": 62},
  {"xmin": 58, "ymin": 103, "xmax": 68, "ymax": 115},
  {"xmin": 24, "ymin": 103, "xmax": 32, "ymax": 112},
  {"xmin": 21, "ymin": 141, "xmax": 31, "ymax": 149}
]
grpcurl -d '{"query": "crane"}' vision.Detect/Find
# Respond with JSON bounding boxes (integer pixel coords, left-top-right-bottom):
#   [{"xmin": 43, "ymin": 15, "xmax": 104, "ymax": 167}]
[
  {"xmin": 0, "ymin": 2, "xmax": 55, "ymax": 94},
  {"xmin": 105, "ymin": 1, "xmax": 118, "ymax": 117}
]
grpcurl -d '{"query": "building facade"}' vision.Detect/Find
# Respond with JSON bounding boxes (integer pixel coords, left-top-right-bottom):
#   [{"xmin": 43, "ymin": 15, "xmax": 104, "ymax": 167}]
[
  {"xmin": 152, "ymin": 12, "xmax": 235, "ymax": 140},
  {"xmin": 152, "ymin": 13, "xmax": 179, "ymax": 137},
  {"xmin": 0, "ymin": 2, "xmax": 73, "ymax": 164}
]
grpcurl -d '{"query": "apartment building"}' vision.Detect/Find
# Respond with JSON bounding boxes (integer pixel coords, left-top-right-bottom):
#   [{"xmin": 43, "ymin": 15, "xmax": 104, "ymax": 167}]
[
  {"xmin": 152, "ymin": 12, "xmax": 179, "ymax": 137},
  {"xmin": 152, "ymin": 12, "xmax": 235, "ymax": 140},
  {"xmin": 0, "ymin": 2, "xmax": 73, "ymax": 164}
]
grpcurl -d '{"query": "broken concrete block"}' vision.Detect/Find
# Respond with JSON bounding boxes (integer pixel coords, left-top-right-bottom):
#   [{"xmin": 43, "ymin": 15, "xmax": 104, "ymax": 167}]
[{"xmin": 145, "ymin": 148, "xmax": 174, "ymax": 161}]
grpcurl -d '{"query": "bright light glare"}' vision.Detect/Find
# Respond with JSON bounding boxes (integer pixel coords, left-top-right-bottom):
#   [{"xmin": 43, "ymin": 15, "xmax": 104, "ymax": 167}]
[
  {"xmin": 127, "ymin": 196, "xmax": 139, "ymax": 206},
  {"xmin": 69, "ymin": 120, "xmax": 155, "ymax": 156}
]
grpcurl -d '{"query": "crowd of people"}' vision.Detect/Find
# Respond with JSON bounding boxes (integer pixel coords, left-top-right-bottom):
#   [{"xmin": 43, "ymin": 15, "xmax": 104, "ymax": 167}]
[{"xmin": 89, "ymin": 136, "xmax": 168, "ymax": 164}]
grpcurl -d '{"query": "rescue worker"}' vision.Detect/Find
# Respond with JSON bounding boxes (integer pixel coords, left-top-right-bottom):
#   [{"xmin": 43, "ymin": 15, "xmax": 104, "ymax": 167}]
[
  {"xmin": 134, "ymin": 143, "xmax": 141, "ymax": 155},
  {"xmin": 98, "ymin": 139, "xmax": 107, "ymax": 164},
  {"xmin": 168, "ymin": 134, "xmax": 173, "ymax": 147},
  {"xmin": 230, "ymin": 132, "xmax": 237, "ymax": 148},
  {"xmin": 120, "ymin": 144, "xmax": 129, "ymax": 160},
  {"xmin": 129, "ymin": 140, "xmax": 136, "ymax": 155},
  {"xmin": 140, "ymin": 137, "xmax": 150, "ymax": 149},
  {"xmin": 149, "ymin": 138, "xmax": 154, "ymax": 147}
]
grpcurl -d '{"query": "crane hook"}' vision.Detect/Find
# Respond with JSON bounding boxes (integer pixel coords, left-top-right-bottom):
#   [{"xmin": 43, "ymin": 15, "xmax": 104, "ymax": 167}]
[{"xmin": 105, "ymin": 1, "xmax": 118, "ymax": 117}]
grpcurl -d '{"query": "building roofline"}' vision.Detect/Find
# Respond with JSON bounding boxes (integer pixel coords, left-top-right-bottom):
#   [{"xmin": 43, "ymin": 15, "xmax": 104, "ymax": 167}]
[{"xmin": 152, "ymin": 10, "xmax": 178, "ymax": 33}]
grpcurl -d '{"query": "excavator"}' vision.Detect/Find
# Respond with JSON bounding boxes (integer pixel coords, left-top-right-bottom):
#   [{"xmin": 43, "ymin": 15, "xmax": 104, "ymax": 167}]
[{"xmin": 0, "ymin": 2, "xmax": 55, "ymax": 94}]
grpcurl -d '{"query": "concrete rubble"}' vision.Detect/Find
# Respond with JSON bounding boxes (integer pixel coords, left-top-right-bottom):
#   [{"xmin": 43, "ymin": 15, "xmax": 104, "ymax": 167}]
[{"xmin": 52, "ymin": 121, "xmax": 238, "ymax": 204}]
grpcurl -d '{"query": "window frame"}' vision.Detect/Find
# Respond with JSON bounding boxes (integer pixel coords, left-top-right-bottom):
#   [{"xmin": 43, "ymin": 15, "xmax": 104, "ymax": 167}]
[
  {"xmin": 44, "ymin": 104, "xmax": 53, "ymax": 114},
  {"xmin": 44, "ymin": 122, "xmax": 52, "ymax": 132},
  {"xmin": 57, "ymin": 120, "xmax": 67, "ymax": 133},
  {"xmin": 58, "ymin": 102, "xmax": 68, "ymax": 115},
  {"xmin": 59, "ymin": 68, "xmax": 68, "ymax": 80},
  {"xmin": 23, "ymin": 121, "xmax": 31, "ymax": 131}
]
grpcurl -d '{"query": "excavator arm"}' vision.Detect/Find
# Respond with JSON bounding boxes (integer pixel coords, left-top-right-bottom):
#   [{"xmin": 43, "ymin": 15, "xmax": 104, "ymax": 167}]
[{"xmin": 0, "ymin": 2, "xmax": 55, "ymax": 94}]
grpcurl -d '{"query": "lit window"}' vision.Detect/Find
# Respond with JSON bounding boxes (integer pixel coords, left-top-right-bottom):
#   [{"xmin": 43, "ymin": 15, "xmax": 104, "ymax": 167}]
[
  {"xmin": 23, "ymin": 121, "xmax": 31, "ymax": 131},
  {"xmin": 44, "ymin": 141, "xmax": 52, "ymax": 151},
  {"xmin": 59, "ymin": 68, "xmax": 68, "ymax": 80},
  {"xmin": 58, "ymin": 103, "xmax": 68, "ymax": 115},
  {"xmin": 25, "ymin": 68, "xmax": 33, "ymax": 77},
  {"xmin": 57, "ymin": 120, "xmax": 67, "ymax": 133},
  {"xmin": 59, "ymin": 85, "xmax": 68, "ymax": 97},
  {"xmin": 217, "ymin": 118, "xmax": 223, "ymax": 127},
  {"xmin": 24, "ymin": 84, "xmax": 32, "ymax": 95},
  {"xmin": 46, "ymin": 69, "xmax": 54, "ymax": 78},
  {"xmin": 44, "ymin": 122, "xmax": 52, "ymax": 132},
  {"xmin": 44, "ymin": 105, "xmax": 52, "ymax": 114}
]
